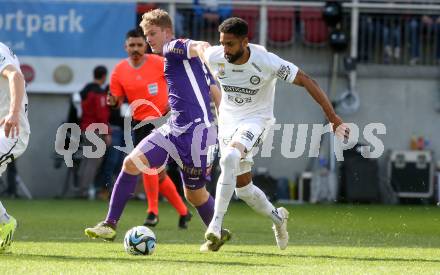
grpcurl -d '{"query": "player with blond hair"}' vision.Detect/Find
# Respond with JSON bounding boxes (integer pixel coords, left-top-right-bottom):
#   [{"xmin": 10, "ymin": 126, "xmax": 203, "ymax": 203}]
[{"xmin": 85, "ymin": 9, "xmax": 230, "ymax": 252}]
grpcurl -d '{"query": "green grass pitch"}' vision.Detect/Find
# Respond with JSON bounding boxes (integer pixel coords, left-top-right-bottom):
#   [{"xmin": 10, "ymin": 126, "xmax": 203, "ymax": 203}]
[{"xmin": 1, "ymin": 199, "xmax": 440, "ymax": 274}]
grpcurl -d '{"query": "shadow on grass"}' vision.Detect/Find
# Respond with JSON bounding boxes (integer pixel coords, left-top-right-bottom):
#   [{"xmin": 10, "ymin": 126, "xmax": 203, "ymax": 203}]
[
  {"xmin": 2, "ymin": 253, "xmax": 276, "ymax": 267},
  {"xmin": 227, "ymin": 250, "xmax": 440, "ymax": 264}
]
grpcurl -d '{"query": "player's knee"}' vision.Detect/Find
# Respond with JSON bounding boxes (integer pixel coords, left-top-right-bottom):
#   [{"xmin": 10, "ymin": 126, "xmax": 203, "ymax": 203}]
[
  {"xmin": 184, "ymin": 191, "xmax": 197, "ymax": 206},
  {"xmin": 220, "ymin": 147, "xmax": 241, "ymax": 169},
  {"xmin": 123, "ymin": 156, "xmax": 140, "ymax": 175},
  {"xmin": 184, "ymin": 193, "xmax": 196, "ymax": 206},
  {"xmin": 184, "ymin": 187, "xmax": 208, "ymax": 207},
  {"xmin": 236, "ymin": 173, "xmax": 252, "ymax": 188}
]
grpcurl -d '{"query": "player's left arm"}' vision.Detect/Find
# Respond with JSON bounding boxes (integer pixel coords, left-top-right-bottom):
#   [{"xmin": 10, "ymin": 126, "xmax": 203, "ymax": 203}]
[
  {"xmin": 210, "ymin": 84, "xmax": 221, "ymax": 114},
  {"xmin": 293, "ymin": 70, "xmax": 349, "ymax": 139},
  {"xmin": 0, "ymin": 64, "xmax": 25, "ymax": 138}
]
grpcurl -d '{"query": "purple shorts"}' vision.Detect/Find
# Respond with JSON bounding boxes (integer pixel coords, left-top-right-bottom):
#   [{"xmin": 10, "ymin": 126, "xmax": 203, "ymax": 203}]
[{"xmin": 137, "ymin": 123, "xmax": 217, "ymax": 190}]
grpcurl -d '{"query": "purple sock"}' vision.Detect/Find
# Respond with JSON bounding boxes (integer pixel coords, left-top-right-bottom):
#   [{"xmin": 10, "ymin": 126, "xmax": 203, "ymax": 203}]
[
  {"xmin": 105, "ymin": 171, "xmax": 138, "ymax": 226},
  {"xmin": 196, "ymin": 195, "xmax": 214, "ymax": 227}
]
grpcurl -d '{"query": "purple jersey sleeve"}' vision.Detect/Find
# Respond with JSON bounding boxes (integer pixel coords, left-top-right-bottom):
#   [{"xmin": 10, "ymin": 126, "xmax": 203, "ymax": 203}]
[
  {"xmin": 206, "ymin": 67, "xmax": 216, "ymax": 85},
  {"xmin": 163, "ymin": 39, "xmax": 192, "ymax": 61}
]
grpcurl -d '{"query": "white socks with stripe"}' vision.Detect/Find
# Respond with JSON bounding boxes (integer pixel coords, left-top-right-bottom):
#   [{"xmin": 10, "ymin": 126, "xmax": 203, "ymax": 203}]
[
  {"xmin": 209, "ymin": 147, "xmax": 241, "ymax": 233},
  {"xmin": 235, "ymin": 182, "xmax": 283, "ymax": 226}
]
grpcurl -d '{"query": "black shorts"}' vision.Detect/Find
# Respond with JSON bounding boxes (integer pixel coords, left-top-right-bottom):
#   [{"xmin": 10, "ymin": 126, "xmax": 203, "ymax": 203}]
[{"xmin": 132, "ymin": 120, "xmax": 155, "ymax": 147}]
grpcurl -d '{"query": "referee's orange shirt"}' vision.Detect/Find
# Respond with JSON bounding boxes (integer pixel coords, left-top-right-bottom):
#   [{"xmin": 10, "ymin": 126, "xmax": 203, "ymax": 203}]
[{"xmin": 110, "ymin": 54, "xmax": 169, "ymax": 121}]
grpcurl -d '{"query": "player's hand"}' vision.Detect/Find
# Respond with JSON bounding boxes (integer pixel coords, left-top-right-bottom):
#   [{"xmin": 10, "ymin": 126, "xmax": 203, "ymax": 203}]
[
  {"xmin": 330, "ymin": 115, "xmax": 350, "ymax": 140},
  {"xmin": 107, "ymin": 94, "xmax": 117, "ymax": 107},
  {"xmin": 0, "ymin": 112, "xmax": 20, "ymax": 138}
]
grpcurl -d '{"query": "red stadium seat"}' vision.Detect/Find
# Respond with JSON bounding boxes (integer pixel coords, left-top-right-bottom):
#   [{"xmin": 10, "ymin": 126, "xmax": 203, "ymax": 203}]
[
  {"xmin": 137, "ymin": 3, "xmax": 157, "ymax": 14},
  {"xmin": 232, "ymin": 7, "xmax": 259, "ymax": 42},
  {"xmin": 300, "ymin": 7, "xmax": 329, "ymax": 46},
  {"xmin": 267, "ymin": 7, "xmax": 295, "ymax": 46}
]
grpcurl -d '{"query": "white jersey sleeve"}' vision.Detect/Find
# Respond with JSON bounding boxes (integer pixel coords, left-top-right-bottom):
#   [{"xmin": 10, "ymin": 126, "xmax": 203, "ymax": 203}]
[
  {"xmin": 266, "ymin": 52, "xmax": 298, "ymax": 84},
  {"xmin": 203, "ymin": 45, "xmax": 221, "ymax": 72},
  {"xmin": 0, "ymin": 43, "xmax": 17, "ymax": 74}
]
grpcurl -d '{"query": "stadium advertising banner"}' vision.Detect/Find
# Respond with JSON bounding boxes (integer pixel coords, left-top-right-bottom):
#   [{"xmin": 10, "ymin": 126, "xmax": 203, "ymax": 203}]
[{"xmin": 0, "ymin": 1, "xmax": 136, "ymax": 93}]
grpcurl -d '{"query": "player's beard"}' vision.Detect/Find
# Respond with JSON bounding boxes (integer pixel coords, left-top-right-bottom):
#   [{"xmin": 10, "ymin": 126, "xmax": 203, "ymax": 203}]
[{"xmin": 225, "ymin": 47, "xmax": 245, "ymax": 63}]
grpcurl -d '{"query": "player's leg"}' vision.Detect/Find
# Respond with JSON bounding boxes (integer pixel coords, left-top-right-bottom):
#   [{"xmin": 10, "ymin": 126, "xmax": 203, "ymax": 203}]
[
  {"xmin": 85, "ymin": 131, "xmax": 168, "ymax": 241},
  {"xmin": 235, "ymin": 172, "xmax": 283, "ymax": 222},
  {"xmin": 205, "ymin": 142, "xmax": 244, "ymax": 241},
  {"xmin": 84, "ymin": 151, "xmax": 146, "ymax": 241},
  {"xmin": 180, "ymin": 172, "xmax": 214, "ymax": 226},
  {"xmin": 136, "ymin": 122, "xmax": 189, "ymax": 227},
  {"xmin": 180, "ymin": 174, "xmax": 231, "ymax": 252},
  {"xmin": 157, "ymin": 172, "xmax": 191, "ymax": 229},
  {"xmin": 133, "ymin": 122, "xmax": 162, "ymax": 226},
  {"xmin": 206, "ymin": 122, "xmax": 265, "ymax": 240},
  {"xmin": 235, "ymin": 173, "xmax": 289, "ymax": 250},
  {"xmin": 0, "ymin": 133, "xmax": 26, "ymax": 252}
]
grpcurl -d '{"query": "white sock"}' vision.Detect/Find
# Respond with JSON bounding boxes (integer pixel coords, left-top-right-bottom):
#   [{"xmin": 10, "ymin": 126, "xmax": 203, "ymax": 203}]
[
  {"xmin": 0, "ymin": 201, "xmax": 9, "ymax": 223},
  {"xmin": 210, "ymin": 147, "xmax": 241, "ymax": 233},
  {"xmin": 235, "ymin": 182, "xmax": 283, "ymax": 226}
]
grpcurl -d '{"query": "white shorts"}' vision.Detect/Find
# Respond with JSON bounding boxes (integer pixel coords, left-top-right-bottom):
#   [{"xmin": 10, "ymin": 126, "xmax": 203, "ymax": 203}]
[
  {"xmin": 218, "ymin": 117, "xmax": 274, "ymax": 175},
  {"xmin": 0, "ymin": 129, "xmax": 29, "ymax": 176}
]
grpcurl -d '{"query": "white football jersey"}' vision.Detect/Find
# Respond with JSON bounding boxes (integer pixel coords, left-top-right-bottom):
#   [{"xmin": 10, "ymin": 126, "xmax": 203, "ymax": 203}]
[
  {"xmin": 0, "ymin": 42, "xmax": 30, "ymax": 135},
  {"xmin": 204, "ymin": 43, "xmax": 298, "ymax": 126}
]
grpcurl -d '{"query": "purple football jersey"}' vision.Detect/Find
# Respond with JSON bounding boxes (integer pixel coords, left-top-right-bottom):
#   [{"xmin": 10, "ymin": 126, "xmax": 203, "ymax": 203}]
[{"xmin": 163, "ymin": 39, "xmax": 214, "ymax": 131}]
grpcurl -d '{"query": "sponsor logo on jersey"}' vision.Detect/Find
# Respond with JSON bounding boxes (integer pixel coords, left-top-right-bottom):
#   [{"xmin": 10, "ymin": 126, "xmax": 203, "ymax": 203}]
[
  {"xmin": 182, "ymin": 165, "xmax": 203, "ymax": 177},
  {"xmin": 251, "ymin": 62, "xmax": 262, "ymax": 72},
  {"xmin": 250, "ymin": 75, "xmax": 260, "ymax": 85},
  {"xmin": 240, "ymin": 130, "xmax": 255, "ymax": 142},
  {"xmin": 222, "ymin": 137, "xmax": 232, "ymax": 145},
  {"xmin": 276, "ymin": 65, "xmax": 291, "ymax": 81},
  {"xmin": 222, "ymin": 85, "xmax": 259, "ymax": 95},
  {"xmin": 227, "ymin": 95, "xmax": 252, "ymax": 105},
  {"xmin": 169, "ymin": 47, "xmax": 185, "ymax": 55},
  {"xmin": 232, "ymin": 69, "xmax": 243, "ymax": 72},
  {"xmin": 218, "ymin": 63, "xmax": 225, "ymax": 76}
]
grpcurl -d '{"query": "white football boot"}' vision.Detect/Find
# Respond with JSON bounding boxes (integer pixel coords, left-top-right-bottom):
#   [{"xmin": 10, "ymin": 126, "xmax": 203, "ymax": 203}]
[{"xmin": 272, "ymin": 207, "xmax": 289, "ymax": 250}]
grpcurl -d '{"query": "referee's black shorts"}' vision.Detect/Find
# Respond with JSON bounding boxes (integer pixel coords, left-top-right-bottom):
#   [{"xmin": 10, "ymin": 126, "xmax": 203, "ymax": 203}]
[{"xmin": 132, "ymin": 120, "xmax": 156, "ymax": 147}]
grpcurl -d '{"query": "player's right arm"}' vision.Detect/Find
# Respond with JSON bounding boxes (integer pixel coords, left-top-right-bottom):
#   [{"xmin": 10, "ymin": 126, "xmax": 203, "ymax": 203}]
[
  {"xmin": 188, "ymin": 40, "xmax": 211, "ymax": 63},
  {"xmin": 164, "ymin": 39, "xmax": 212, "ymax": 68},
  {"xmin": 0, "ymin": 64, "xmax": 25, "ymax": 138},
  {"xmin": 292, "ymin": 70, "xmax": 349, "ymax": 139}
]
